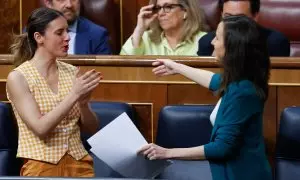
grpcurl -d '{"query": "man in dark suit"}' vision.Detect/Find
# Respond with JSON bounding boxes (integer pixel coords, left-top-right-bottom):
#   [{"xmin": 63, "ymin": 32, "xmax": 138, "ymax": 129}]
[
  {"xmin": 44, "ymin": 0, "xmax": 112, "ymax": 55},
  {"xmin": 198, "ymin": 0, "xmax": 290, "ymax": 57}
]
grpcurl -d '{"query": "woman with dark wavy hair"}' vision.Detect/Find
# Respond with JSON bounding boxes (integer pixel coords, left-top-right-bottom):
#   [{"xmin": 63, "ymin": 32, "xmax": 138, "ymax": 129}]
[{"xmin": 139, "ymin": 15, "xmax": 272, "ymax": 180}]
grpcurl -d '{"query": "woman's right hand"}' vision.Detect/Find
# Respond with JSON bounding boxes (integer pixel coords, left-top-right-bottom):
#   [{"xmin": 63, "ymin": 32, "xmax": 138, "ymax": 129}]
[
  {"xmin": 136, "ymin": 4, "xmax": 158, "ymax": 33},
  {"xmin": 152, "ymin": 59, "xmax": 180, "ymax": 76},
  {"xmin": 137, "ymin": 143, "xmax": 171, "ymax": 160},
  {"xmin": 71, "ymin": 69, "xmax": 102, "ymax": 100},
  {"xmin": 131, "ymin": 4, "xmax": 158, "ymax": 48}
]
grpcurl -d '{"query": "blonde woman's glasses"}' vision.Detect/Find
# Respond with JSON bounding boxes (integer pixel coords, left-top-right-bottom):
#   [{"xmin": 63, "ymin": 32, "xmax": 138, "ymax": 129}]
[{"xmin": 152, "ymin": 4, "xmax": 184, "ymax": 13}]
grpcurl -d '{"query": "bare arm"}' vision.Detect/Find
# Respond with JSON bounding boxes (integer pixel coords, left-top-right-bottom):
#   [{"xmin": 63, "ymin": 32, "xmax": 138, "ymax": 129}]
[
  {"xmin": 153, "ymin": 59, "xmax": 214, "ymax": 89},
  {"xmin": 7, "ymin": 69, "xmax": 101, "ymax": 139},
  {"xmin": 138, "ymin": 143, "xmax": 206, "ymax": 160},
  {"xmin": 131, "ymin": 4, "xmax": 157, "ymax": 48},
  {"xmin": 168, "ymin": 146, "xmax": 206, "ymax": 160},
  {"xmin": 176, "ymin": 63, "xmax": 214, "ymax": 89},
  {"xmin": 7, "ymin": 71, "xmax": 78, "ymax": 139}
]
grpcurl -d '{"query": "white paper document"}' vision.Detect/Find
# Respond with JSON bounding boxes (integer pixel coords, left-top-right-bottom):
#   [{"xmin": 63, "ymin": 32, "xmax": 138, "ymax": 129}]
[{"xmin": 87, "ymin": 112, "xmax": 172, "ymax": 179}]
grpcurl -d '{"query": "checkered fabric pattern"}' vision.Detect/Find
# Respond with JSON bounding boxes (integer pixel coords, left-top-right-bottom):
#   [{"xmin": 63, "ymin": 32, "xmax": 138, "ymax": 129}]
[{"xmin": 7, "ymin": 61, "xmax": 88, "ymax": 164}]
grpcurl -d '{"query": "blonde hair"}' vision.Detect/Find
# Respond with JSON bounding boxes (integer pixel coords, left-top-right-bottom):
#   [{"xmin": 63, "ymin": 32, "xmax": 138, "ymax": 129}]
[
  {"xmin": 10, "ymin": 33, "xmax": 34, "ymax": 67},
  {"xmin": 148, "ymin": 0, "xmax": 208, "ymax": 43}
]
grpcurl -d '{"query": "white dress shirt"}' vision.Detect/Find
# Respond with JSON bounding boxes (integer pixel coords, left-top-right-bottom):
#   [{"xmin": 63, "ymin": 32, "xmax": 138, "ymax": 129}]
[{"xmin": 68, "ymin": 20, "xmax": 78, "ymax": 55}]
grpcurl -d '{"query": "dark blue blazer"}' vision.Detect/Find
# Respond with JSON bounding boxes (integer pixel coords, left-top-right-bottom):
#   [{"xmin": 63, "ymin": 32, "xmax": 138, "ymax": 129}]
[
  {"xmin": 198, "ymin": 26, "xmax": 290, "ymax": 57},
  {"xmin": 75, "ymin": 17, "xmax": 112, "ymax": 55},
  {"xmin": 204, "ymin": 74, "xmax": 272, "ymax": 180}
]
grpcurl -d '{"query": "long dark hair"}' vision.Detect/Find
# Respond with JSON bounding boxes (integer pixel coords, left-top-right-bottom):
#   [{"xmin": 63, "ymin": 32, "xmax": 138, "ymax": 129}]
[
  {"xmin": 10, "ymin": 7, "xmax": 64, "ymax": 66},
  {"xmin": 220, "ymin": 15, "xmax": 270, "ymax": 101}
]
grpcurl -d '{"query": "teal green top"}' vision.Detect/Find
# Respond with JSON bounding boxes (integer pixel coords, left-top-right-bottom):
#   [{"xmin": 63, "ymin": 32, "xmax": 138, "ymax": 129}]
[
  {"xmin": 204, "ymin": 74, "xmax": 272, "ymax": 180},
  {"xmin": 120, "ymin": 31, "xmax": 206, "ymax": 56}
]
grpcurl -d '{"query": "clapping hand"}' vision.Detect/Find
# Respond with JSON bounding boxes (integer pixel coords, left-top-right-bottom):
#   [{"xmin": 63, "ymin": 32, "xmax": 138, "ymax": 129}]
[{"xmin": 71, "ymin": 69, "xmax": 103, "ymax": 102}]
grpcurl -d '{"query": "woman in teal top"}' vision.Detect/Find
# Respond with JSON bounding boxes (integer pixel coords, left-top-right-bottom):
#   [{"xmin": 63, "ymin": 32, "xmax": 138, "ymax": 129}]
[{"xmin": 138, "ymin": 15, "xmax": 272, "ymax": 180}]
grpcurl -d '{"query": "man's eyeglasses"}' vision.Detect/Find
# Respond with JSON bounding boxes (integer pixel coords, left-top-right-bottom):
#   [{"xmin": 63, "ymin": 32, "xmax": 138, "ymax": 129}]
[{"xmin": 152, "ymin": 4, "xmax": 184, "ymax": 13}]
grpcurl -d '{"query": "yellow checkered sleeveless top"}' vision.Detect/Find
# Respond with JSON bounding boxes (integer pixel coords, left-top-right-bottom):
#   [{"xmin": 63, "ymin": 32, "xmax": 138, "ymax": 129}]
[{"xmin": 7, "ymin": 61, "xmax": 88, "ymax": 164}]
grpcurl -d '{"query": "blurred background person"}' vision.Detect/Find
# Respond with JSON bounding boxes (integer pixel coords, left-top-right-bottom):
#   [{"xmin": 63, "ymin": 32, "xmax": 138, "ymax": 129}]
[
  {"xmin": 120, "ymin": 0, "xmax": 207, "ymax": 56},
  {"xmin": 139, "ymin": 15, "xmax": 272, "ymax": 180},
  {"xmin": 197, "ymin": 0, "xmax": 290, "ymax": 57},
  {"xmin": 44, "ymin": 0, "xmax": 112, "ymax": 55},
  {"xmin": 7, "ymin": 7, "xmax": 101, "ymax": 177}
]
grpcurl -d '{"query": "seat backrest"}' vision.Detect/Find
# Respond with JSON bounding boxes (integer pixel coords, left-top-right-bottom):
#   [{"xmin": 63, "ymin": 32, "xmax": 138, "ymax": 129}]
[
  {"xmin": 275, "ymin": 106, "xmax": 300, "ymax": 180},
  {"xmin": 39, "ymin": 0, "xmax": 120, "ymax": 54},
  {"xmin": 155, "ymin": 105, "xmax": 214, "ymax": 180},
  {"xmin": 90, "ymin": 101, "xmax": 136, "ymax": 129},
  {"xmin": 81, "ymin": 101, "xmax": 137, "ymax": 150},
  {"xmin": 257, "ymin": 0, "xmax": 300, "ymax": 57},
  {"xmin": 199, "ymin": 0, "xmax": 221, "ymax": 31},
  {"xmin": 81, "ymin": 101, "xmax": 136, "ymax": 178},
  {"xmin": 198, "ymin": 0, "xmax": 300, "ymax": 57},
  {"xmin": 156, "ymin": 105, "xmax": 214, "ymax": 148},
  {"xmin": 0, "ymin": 103, "xmax": 21, "ymax": 176}
]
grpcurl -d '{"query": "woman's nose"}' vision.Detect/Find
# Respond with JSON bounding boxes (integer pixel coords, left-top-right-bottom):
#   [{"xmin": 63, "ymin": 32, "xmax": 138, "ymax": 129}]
[{"xmin": 65, "ymin": 33, "xmax": 70, "ymax": 42}]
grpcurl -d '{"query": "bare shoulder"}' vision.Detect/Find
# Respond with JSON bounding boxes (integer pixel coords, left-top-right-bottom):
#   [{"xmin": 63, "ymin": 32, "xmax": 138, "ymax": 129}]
[
  {"xmin": 7, "ymin": 70, "xmax": 26, "ymax": 83},
  {"xmin": 7, "ymin": 70, "xmax": 29, "ymax": 92}
]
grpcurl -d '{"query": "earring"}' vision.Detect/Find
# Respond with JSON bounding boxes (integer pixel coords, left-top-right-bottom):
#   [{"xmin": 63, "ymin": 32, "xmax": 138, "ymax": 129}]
[{"xmin": 183, "ymin": 13, "xmax": 187, "ymax": 20}]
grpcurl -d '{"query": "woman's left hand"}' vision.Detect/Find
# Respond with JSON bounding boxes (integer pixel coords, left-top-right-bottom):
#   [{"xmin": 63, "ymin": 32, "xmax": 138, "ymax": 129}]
[
  {"xmin": 78, "ymin": 92, "xmax": 92, "ymax": 107},
  {"xmin": 137, "ymin": 143, "xmax": 171, "ymax": 160}
]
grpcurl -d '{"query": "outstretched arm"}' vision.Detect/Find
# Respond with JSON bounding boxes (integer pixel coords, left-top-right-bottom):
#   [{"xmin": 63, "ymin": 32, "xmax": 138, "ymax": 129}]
[
  {"xmin": 138, "ymin": 143, "xmax": 206, "ymax": 160},
  {"xmin": 138, "ymin": 94, "xmax": 261, "ymax": 161},
  {"xmin": 153, "ymin": 59, "xmax": 214, "ymax": 89}
]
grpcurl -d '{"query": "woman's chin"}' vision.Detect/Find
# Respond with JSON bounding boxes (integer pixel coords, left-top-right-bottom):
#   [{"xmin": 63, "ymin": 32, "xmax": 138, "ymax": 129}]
[
  {"xmin": 62, "ymin": 52, "xmax": 69, "ymax": 56},
  {"xmin": 160, "ymin": 24, "xmax": 172, "ymax": 32},
  {"xmin": 56, "ymin": 52, "xmax": 68, "ymax": 58}
]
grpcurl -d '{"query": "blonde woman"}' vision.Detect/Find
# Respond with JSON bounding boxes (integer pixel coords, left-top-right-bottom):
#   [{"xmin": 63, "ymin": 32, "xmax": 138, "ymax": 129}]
[{"xmin": 120, "ymin": 0, "xmax": 207, "ymax": 56}]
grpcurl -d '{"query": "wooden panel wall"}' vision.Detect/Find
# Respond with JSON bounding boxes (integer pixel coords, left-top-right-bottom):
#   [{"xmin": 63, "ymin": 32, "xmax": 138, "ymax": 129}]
[
  {"xmin": 1, "ymin": 0, "xmax": 151, "ymax": 54},
  {"xmin": 21, "ymin": 0, "xmax": 40, "ymax": 29},
  {"xmin": 2, "ymin": 0, "xmax": 300, "ymax": 55},
  {"xmin": 0, "ymin": 0, "xmax": 20, "ymax": 54},
  {"xmin": 1, "ymin": 56, "xmax": 300, "ymax": 168},
  {"xmin": 0, "ymin": 79, "xmax": 291, "ymax": 166},
  {"xmin": 19, "ymin": 0, "xmax": 151, "ymax": 47},
  {"xmin": 120, "ymin": 0, "xmax": 148, "ymax": 44}
]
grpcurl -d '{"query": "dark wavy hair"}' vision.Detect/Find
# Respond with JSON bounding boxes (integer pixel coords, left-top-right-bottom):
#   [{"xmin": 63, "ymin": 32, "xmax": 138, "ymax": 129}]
[
  {"xmin": 219, "ymin": 15, "xmax": 270, "ymax": 101},
  {"xmin": 219, "ymin": 0, "xmax": 260, "ymax": 16}
]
